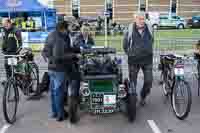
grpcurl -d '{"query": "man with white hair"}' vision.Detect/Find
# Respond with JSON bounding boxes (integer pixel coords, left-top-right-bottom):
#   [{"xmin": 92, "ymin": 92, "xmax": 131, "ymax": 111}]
[{"xmin": 123, "ymin": 12, "xmax": 154, "ymax": 110}]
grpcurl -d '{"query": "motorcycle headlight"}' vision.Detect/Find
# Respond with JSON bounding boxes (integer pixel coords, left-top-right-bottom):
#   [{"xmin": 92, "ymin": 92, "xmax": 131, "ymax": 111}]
[{"xmin": 118, "ymin": 84, "xmax": 127, "ymax": 98}]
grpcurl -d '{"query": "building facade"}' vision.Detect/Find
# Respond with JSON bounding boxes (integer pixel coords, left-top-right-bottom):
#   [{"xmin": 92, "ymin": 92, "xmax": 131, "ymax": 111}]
[
  {"xmin": 52, "ymin": 0, "xmax": 200, "ymax": 24},
  {"xmin": 80, "ymin": 0, "xmax": 105, "ymax": 17},
  {"xmin": 177, "ymin": 0, "xmax": 200, "ymax": 18},
  {"xmin": 147, "ymin": 0, "xmax": 171, "ymax": 15},
  {"xmin": 112, "ymin": 0, "xmax": 138, "ymax": 24},
  {"xmin": 53, "ymin": 0, "xmax": 72, "ymax": 16}
]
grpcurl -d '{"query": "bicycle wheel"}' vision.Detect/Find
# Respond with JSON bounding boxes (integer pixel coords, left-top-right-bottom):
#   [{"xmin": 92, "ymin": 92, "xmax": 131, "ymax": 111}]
[
  {"xmin": 124, "ymin": 79, "xmax": 136, "ymax": 123},
  {"xmin": 171, "ymin": 80, "xmax": 192, "ymax": 120},
  {"xmin": 127, "ymin": 94, "xmax": 137, "ymax": 123},
  {"xmin": 27, "ymin": 62, "xmax": 39, "ymax": 97},
  {"xmin": 161, "ymin": 71, "xmax": 171, "ymax": 96},
  {"xmin": 3, "ymin": 78, "xmax": 19, "ymax": 124}
]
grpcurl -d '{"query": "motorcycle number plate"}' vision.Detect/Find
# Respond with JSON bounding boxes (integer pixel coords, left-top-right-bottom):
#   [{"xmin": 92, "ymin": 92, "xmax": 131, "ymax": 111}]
[
  {"xmin": 104, "ymin": 95, "xmax": 116, "ymax": 105},
  {"xmin": 92, "ymin": 97, "xmax": 103, "ymax": 103},
  {"xmin": 8, "ymin": 58, "xmax": 17, "ymax": 66},
  {"xmin": 174, "ymin": 68, "xmax": 184, "ymax": 76}
]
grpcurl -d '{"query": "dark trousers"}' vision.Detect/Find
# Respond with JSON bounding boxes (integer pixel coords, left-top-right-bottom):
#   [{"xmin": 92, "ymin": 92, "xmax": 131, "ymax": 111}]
[
  {"xmin": 67, "ymin": 79, "xmax": 80, "ymax": 97},
  {"xmin": 128, "ymin": 63, "xmax": 153, "ymax": 98}
]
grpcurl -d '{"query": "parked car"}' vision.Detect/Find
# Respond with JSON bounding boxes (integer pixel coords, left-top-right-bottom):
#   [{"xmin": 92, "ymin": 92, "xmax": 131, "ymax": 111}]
[
  {"xmin": 152, "ymin": 15, "xmax": 187, "ymax": 29},
  {"xmin": 191, "ymin": 15, "xmax": 200, "ymax": 28}
]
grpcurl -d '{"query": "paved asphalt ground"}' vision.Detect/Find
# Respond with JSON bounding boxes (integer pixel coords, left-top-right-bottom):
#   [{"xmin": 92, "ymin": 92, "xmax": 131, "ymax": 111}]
[{"xmin": 0, "ymin": 51, "xmax": 200, "ymax": 133}]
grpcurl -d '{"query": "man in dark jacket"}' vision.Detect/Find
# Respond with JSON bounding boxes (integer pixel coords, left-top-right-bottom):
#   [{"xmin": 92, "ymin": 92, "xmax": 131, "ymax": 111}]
[
  {"xmin": 123, "ymin": 12, "xmax": 154, "ymax": 106},
  {"xmin": 1, "ymin": 18, "xmax": 22, "ymax": 78},
  {"xmin": 73, "ymin": 25, "xmax": 95, "ymax": 49},
  {"xmin": 42, "ymin": 21, "xmax": 81, "ymax": 124}
]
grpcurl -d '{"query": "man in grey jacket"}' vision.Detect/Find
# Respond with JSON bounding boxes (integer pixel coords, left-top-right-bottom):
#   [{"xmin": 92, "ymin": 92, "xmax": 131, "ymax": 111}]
[{"xmin": 123, "ymin": 12, "xmax": 154, "ymax": 106}]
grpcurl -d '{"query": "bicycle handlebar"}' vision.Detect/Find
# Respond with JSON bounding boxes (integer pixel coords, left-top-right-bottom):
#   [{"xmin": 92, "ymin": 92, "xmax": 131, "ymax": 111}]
[
  {"xmin": 4, "ymin": 54, "xmax": 26, "ymax": 58},
  {"xmin": 16, "ymin": 47, "xmax": 22, "ymax": 54},
  {"xmin": 161, "ymin": 54, "xmax": 194, "ymax": 60}
]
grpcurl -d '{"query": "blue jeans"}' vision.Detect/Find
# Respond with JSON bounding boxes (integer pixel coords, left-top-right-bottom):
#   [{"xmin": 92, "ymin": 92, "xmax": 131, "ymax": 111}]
[{"xmin": 48, "ymin": 71, "xmax": 65, "ymax": 119}]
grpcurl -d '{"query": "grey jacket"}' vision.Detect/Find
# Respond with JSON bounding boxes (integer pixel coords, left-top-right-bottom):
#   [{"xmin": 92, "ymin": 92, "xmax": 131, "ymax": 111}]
[{"xmin": 123, "ymin": 23, "xmax": 154, "ymax": 64}]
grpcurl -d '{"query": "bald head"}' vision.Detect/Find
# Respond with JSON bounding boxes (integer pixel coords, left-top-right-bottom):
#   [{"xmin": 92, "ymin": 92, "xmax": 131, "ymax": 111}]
[{"xmin": 134, "ymin": 12, "xmax": 146, "ymax": 28}]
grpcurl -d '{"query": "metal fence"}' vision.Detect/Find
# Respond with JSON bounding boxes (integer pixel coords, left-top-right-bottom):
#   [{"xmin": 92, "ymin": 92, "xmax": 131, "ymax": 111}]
[{"xmin": 0, "ymin": 29, "xmax": 200, "ymax": 80}]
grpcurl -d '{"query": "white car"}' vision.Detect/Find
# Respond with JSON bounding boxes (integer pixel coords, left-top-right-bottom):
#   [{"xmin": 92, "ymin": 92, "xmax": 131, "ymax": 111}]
[{"xmin": 152, "ymin": 15, "xmax": 187, "ymax": 29}]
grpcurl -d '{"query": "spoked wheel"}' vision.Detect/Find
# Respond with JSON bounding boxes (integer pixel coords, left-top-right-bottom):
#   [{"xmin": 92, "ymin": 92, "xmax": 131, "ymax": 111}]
[
  {"xmin": 161, "ymin": 71, "xmax": 172, "ymax": 96},
  {"xmin": 161, "ymin": 72, "xmax": 167, "ymax": 96},
  {"xmin": 124, "ymin": 79, "xmax": 136, "ymax": 123},
  {"xmin": 127, "ymin": 94, "xmax": 137, "ymax": 123},
  {"xmin": 171, "ymin": 80, "xmax": 192, "ymax": 120},
  {"xmin": 3, "ymin": 78, "xmax": 19, "ymax": 124},
  {"xmin": 26, "ymin": 62, "xmax": 39, "ymax": 97}
]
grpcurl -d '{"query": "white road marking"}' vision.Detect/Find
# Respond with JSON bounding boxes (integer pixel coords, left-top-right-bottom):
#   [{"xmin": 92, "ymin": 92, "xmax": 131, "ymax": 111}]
[
  {"xmin": 147, "ymin": 120, "xmax": 162, "ymax": 133},
  {"xmin": 0, "ymin": 124, "xmax": 11, "ymax": 133}
]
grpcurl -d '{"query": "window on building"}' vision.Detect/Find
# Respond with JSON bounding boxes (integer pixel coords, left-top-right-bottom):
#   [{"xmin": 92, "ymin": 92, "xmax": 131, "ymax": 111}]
[
  {"xmin": 72, "ymin": 0, "xmax": 80, "ymax": 18},
  {"xmin": 106, "ymin": 0, "xmax": 113, "ymax": 19},
  {"xmin": 140, "ymin": 0, "xmax": 146, "ymax": 12},
  {"xmin": 171, "ymin": 0, "xmax": 177, "ymax": 14}
]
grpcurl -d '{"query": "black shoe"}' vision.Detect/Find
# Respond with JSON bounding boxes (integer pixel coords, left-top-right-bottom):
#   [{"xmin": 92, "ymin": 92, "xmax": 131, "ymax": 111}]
[
  {"xmin": 159, "ymin": 81, "xmax": 163, "ymax": 85},
  {"xmin": 1, "ymin": 81, "xmax": 6, "ymax": 87},
  {"xmin": 140, "ymin": 88, "xmax": 150, "ymax": 106},
  {"xmin": 140, "ymin": 98, "xmax": 146, "ymax": 107},
  {"xmin": 50, "ymin": 114, "xmax": 57, "ymax": 119},
  {"xmin": 56, "ymin": 111, "xmax": 69, "ymax": 122},
  {"xmin": 56, "ymin": 117, "xmax": 64, "ymax": 122},
  {"xmin": 70, "ymin": 116, "xmax": 79, "ymax": 124},
  {"xmin": 64, "ymin": 111, "xmax": 69, "ymax": 119}
]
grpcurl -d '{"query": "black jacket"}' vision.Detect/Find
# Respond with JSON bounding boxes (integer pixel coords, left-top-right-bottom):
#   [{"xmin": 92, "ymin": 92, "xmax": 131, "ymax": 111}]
[
  {"xmin": 73, "ymin": 34, "xmax": 95, "ymax": 48},
  {"xmin": 123, "ymin": 23, "xmax": 153, "ymax": 65},
  {"xmin": 1, "ymin": 27, "xmax": 22, "ymax": 54},
  {"xmin": 42, "ymin": 31, "xmax": 81, "ymax": 73}
]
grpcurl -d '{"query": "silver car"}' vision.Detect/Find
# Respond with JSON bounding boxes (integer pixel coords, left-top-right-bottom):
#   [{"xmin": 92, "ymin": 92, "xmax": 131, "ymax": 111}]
[{"xmin": 152, "ymin": 15, "xmax": 187, "ymax": 29}]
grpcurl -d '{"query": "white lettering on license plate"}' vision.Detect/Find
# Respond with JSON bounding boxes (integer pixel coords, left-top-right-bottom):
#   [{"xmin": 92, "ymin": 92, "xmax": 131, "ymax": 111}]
[{"xmin": 174, "ymin": 68, "xmax": 184, "ymax": 75}]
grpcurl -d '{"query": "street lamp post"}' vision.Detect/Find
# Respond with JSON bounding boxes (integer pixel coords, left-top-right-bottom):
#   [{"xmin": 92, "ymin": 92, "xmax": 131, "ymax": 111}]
[{"xmin": 104, "ymin": 0, "xmax": 108, "ymax": 47}]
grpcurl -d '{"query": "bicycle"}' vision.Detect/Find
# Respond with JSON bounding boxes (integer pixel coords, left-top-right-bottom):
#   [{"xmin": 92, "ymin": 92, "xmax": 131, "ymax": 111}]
[
  {"xmin": 2, "ymin": 48, "xmax": 39, "ymax": 124},
  {"xmin": 158, "ymin": 54, "xmax": 192, "ymax": 120}
]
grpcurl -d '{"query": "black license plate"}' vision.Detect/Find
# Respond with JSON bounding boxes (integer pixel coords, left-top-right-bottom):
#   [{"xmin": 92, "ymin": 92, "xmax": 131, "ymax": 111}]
[
  {"xmin": 91, "ymin": 94, "xmax": 103, "ymax": 104},
  {"xmin": 94, "ymin": 109, "xmax": 114, "ymax": 114},
  {"xmin": 92, "ymin": 97, "xmax": 103, "ymax": 103}
]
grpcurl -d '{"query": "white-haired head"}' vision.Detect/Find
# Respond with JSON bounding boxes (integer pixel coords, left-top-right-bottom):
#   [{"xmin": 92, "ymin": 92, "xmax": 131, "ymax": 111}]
[
  {"xmin": 134, "ymin": 12, "xmax": 146, "ymax": 28},
  {"xmin": 134, "ymin": 12, "xmax": 146, "ymax": 19}
]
